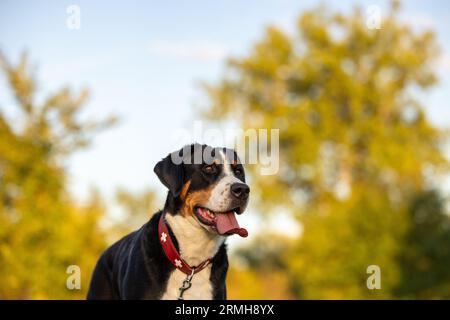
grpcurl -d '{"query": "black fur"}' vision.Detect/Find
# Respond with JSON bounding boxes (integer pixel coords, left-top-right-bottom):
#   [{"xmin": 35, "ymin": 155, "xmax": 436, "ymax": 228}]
[
  {"xmin": 86, "ymin": 211, "xmax": 228, "ymax": 299},
  {"xmin": 87, "ymin": 144, "xmax": 242, "ymax": 300}
]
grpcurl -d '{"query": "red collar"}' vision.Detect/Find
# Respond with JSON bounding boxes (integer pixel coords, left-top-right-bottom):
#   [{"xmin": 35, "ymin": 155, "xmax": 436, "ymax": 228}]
[{"xmin": 158, "ymin": 212, "xmax": 212, "ymax": 275}]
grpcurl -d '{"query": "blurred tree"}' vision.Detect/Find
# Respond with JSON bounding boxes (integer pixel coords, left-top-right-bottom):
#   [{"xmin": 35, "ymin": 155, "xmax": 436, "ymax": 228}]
[
  {"xmin": 288, "ymin": 185, "xmax": 408, "ymax": 299},
  {"xmin": 112, "ymin": 188, "xmax": 159, "ymax": 238},
  {"xmin": 227, "ymin": 265, "xmax": 294, "ymax": 300},
  {"xmin": 395, "ymin": 190, "xmax": 450, "ymax": 298},
  {"xmin": 227, "ymin": 233, "xmax": 294, "ymax": 299},
  {"xmin": 204, "ymin": 1, "xmax": 449, "ymax": 299},
  {"xmin": 0, "ymin": 52, "xmax": 115, "ymax": 299}
]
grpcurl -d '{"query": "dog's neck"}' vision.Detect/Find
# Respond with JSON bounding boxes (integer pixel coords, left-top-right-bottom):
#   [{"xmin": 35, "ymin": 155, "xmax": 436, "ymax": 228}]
[{"xmin": 165, "ymin": 212, "xmax": 225, "ymax": 266}]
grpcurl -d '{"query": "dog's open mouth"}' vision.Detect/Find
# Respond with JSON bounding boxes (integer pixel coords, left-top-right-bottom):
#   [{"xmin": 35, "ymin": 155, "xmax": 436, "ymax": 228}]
[{"xmin": 195, "ymin": 206, "xmax": 248, "ymax": 238}]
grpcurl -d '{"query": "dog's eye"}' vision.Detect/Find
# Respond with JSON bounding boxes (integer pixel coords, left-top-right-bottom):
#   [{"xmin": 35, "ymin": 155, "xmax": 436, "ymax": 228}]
[
  {"xmin": 203, "ymin": 165, "xmax": 216, "ymax": 175},
  {"xmin": 234, "ymin": 168, "xmax": 242, "ymax": 175}
]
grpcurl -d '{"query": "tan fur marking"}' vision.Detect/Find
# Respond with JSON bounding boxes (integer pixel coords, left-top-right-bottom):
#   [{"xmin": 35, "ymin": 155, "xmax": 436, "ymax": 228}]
[
  {"xmin": 180, "ymin": 180, "xmax": 191, "ymax": 201},
  {"xmin": 182, "ymin": 184, "xmax": 215, "ymax": 217}
]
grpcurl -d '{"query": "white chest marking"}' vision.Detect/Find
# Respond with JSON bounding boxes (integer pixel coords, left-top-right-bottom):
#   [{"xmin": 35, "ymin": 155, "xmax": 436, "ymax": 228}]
[
  {"xmin": 160, "ymin": 214, "xmax": 224, "ymax": 300},
  {"xmin": 161, "ymin": 265, "xmax": 213, "ymax": 300}
]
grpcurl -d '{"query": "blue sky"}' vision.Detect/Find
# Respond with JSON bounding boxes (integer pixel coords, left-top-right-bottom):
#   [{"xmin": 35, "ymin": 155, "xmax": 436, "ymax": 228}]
[{"xmin": 1, "ymin": 0, "xmax": 449, "ymax": 241}]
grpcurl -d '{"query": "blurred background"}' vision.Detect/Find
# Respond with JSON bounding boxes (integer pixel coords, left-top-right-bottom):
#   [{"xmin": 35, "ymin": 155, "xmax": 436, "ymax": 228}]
[{"xmin": 1, "ymin": 0, "xmax": 449, "ymax": 299}]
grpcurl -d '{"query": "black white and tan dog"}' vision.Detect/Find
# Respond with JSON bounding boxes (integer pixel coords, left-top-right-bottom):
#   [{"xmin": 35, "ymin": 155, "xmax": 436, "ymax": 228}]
[{"xmin": 87, "ymin": 144, "xmax": 250, "ymax": 300}]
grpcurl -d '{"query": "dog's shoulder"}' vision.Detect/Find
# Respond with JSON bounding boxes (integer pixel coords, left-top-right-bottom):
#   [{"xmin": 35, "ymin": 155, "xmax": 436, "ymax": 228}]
[
  {"xmin": 92, "ymin": 211, "xmax": 173, "ymax": 299},
  {"xmin": 122, "ymin": 211, "xmax": 176, "ymax": 299},
  {"xmin": 87, "ymin": 219, "xmax": 149, "ymax": 299}
]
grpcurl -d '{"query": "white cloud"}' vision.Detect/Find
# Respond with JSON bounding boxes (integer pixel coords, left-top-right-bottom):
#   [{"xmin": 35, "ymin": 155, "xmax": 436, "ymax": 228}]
[
  {"xmin": 438, "ymin": 53, "xmax": 450, "ymax": 73},
  {"xmin": 400, "ymin": 12, "xmax": 435, "ymax": 29},
  {"xmin": 148, "ymin": 40, "xmax": 228, "ymax": 62}
]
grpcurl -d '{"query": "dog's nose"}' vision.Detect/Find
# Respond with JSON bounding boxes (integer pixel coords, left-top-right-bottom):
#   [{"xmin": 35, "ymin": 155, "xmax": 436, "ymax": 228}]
[{"xmin": 230, "ymin": 183, "xmax": 250, "ymax": 200}]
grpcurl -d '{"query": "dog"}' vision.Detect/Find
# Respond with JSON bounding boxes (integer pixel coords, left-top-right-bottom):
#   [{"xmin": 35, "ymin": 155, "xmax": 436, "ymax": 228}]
[{"xmin": 87, "ymin": 143, "xmax": 250, "ymax": 300}]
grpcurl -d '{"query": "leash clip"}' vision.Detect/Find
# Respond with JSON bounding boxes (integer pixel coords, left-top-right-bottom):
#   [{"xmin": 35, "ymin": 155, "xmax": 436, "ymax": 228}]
[{"xmin": 178, "ymin": 268, "xmax": 195, "ymax": 300}]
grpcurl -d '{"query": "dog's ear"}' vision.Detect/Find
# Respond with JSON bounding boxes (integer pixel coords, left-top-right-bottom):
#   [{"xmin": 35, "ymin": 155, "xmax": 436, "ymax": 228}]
[{"xmin": 154, "ymin": 152, "xmax": 184, "ymax": 197}]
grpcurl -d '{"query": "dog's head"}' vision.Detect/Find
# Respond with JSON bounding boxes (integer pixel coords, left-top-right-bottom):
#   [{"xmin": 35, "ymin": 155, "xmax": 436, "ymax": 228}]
[{"xmin": 154, "ymin": 143, "xmax": 249, "ymax": 237}]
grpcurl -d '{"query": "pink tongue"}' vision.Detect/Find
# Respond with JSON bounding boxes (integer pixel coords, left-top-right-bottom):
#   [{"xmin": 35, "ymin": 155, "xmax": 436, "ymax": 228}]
[{"xmin": 215, "ymin": 212, "xmax": 248, "ymax": 237}]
